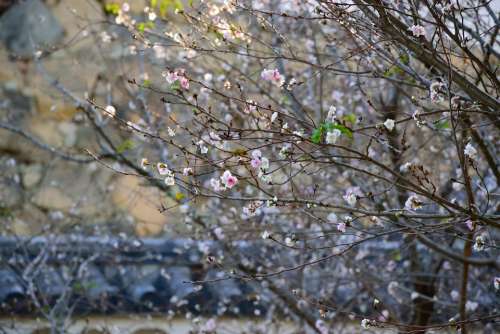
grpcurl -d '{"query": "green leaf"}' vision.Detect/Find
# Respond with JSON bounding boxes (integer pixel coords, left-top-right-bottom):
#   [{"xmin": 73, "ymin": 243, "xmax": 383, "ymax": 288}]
[
  {"xmin": 170, "ymin": 80, "xmax": 181, "ymax": 91},
  {"xmin": 435, "ymin": 120, "xmax": 450, "ymax": 129},
  {"xmin": 159, "ymin": 0, "xmax": 184, "ymax": 17},
  {"xmin": 175, "ymin": 192, "xmax": 185, "ymax": 201},
  {"xmin": 136, "ymin": 21, "xmax": 155, "ymax": 33},
  {"xmin": 325, "ymin": 122, "xmax": 353, "ymax": 138},
  {"xmin": 137, "ymin": 22, "xmax": 146, "ymax": 33},
  {"xmin": 104, "ymin": 3, "xmax": 120, "ymax": 15},
  {"xmin": 399, "ymin": 52, "xmax": 410, "ymax": 65},
  {"xmin": 311, "ymin": 125, "xmax": 325, "ymax": 144},
  {"xmin": 116, "ymin": 139, "xmax": 135, "ymax": 153},
  {"xmin": 342, "ymin": 113, "xmax": 357, "ymax": 125}
]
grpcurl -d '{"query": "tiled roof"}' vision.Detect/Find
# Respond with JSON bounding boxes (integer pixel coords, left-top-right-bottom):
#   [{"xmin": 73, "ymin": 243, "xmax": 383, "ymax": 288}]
[{"xmin": 0, "ymin": 236, "xmax": 267, "ymax": 317}]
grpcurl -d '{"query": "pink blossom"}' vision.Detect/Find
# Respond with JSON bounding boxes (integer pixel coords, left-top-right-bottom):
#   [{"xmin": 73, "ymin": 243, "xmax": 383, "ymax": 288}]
[
  {"xmin": 261, "ymin": 68, "xmax": 284, "ymax": 85},
  {"xmin": 179, "ymin": 76, "xmax": 189, "ymax": 90},
  {"xmin": 221, "ymin": 170, "xmax": 238, "ymax": 189},
  {"xmin": 164, "ymin": 70, "xmax": 179, "ymax": 84},
  {"xmin": 251, "ymin": 158, "xmax": 262, "ymax": 169},
  {"xmin": 163, "ymin": 69, "xmax": 189, "ymax": 90},
  {"xmin": 465, "ymin": 220, "xmax": 474, "ymax": 231},
  {"xmin": 409, "ymin": 25, "xmax": 426, "ymax": 37}
]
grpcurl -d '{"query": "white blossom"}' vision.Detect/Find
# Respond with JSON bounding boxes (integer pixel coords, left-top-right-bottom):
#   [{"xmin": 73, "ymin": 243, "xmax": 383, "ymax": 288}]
[
  {"xmin": 473, "ymin": 235, "xmax": 485, "ymax": 251},
  {"xmin": 409, "ymin": 25, "xmax": 426, "ymax": 37},
  {"xmin": 271, "ymin": 112, "xmax": 278, "ymax": 123},
  {"xmin": 464, "ymin": 143, "xmax": 477, "ymax": 160},
  {"xmin": 325, "ymin": 129, "xmax": 341, "ymax": 144},
  {"xmin": 361, "ymin": 319, "xmax": 372, "ymax": 329},
  {"xmin": 105, "ymin": 105, "xmax": 116, "ymax": 117},
  {"xmin": 405, "ymin": 195, "xmax": 423, "ymax": 210},
  {"xmin": 157, "ymin": 162, "xmax": 170, "ymax": 175},
  {"xmin": 383, "ymin": 118, "xmax": 395, "ymax": 132}
]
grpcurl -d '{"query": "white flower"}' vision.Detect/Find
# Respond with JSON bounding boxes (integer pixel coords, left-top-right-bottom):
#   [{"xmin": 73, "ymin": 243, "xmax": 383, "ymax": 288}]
[
  {"xmin": 209, "ymin": 131, "xmax": 221, "ymax": 141},
  {"xmin": 210, "ymin": 178, "xmax": 223, "ymax": 191},
  {"xmin": 409, "ymin": 25, "xmax": 426, "ymax": 37},
  {"xmin": 465, "ymin": 301, "xmax": 478, "ymax": 312},
  {"xmin": 343, "ymin": 187, "xmax": 361, "ymax": 206},
  {"xmin": 430, "ymin": 81, "xmax": 445, "ymax": 102},
  {"xmin": 183, "ymin": 167, "xmax": 193, "ymax": 176},
  {"xmin": 271, "ymin": 112, "xmax": 278, "ymax": 123},
  {"xmin": 405, "ymin": 195, "xmax": 423, "ymax": 210},
  {"xmin": 261, "ymin": 230, "xmax": 270, "ymax": 239},
  {"xmin": 157, "ymin": 162, "xmax": 169, "ymax": 175},
  {"xmin": 464, "ymin": 143, "xmax": 477, "ymax": 160},
  {"xmin": 383, "ymin": 118, "xmax": 395, "ymax": 132},
  {"xmin": 140, "ymin": 158, "xmax": 149, "ymax": 170},
  {"xmin": 411, "ymin": 292, "xmax": 419, "ymax": 300},
  {"xmin": 105, "ymin": 105, "xmax": 116, "ymax": 117},
  {"xmin": 361, "ymin": 319, "xmax": 372, "ymax": 329},
  {"xmin": 260, "ymin": 157, "xmax": 270, "ymax": 171},
  {"xmin": 327, "ymin": 106, "xmax": 337, "ymax": 122},
  {"xmin": 325, "ymin": 129, "xmax": 341, "ymax": 144},
  {"xmin": 197, "ymin": 140, "xmax": 209, "ymax": 154},
  {"xmin": 164, "ymin": 175, "xmax": 175, "ymax": 186},
  {"xmin": 252, "ymin": 150, "xmax": 262, "ymax": 160},
  {"xmin": 400, "ymin": 162, "xmax": 412, "ymax": 173},
  {"xmin": 167, "ymin": 127, "xmax": 175, "ymax": 137},
  {"xmin": 494, "ymin": 277, "xmax": 500, "ymax": 290},
  {"xmin": 473, "ymin": 235, "xmax": 485, "ymax": 251},
  {"xmin": 279, "ymin": 144, "xmax": 291, "ymax": 158},
  {"xmin": 337, "ymin": 221, "xmax": 346, "ymax": 233},
  {"xmin": 285, "ymin": 237, "xmax": 295, "ymax": 246}
]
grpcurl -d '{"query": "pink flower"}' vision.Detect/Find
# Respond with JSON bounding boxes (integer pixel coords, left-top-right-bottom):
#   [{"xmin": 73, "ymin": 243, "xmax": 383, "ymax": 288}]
[
  {"xmin": 409, "ymin": 25, "xmax": 426, "ymax": 37},
  {"xmin": 201, "ymin": 318, "xmax": 217, "ymax": 332},
  {"xmin": 343, "ymin": 187, "xmax": 362, "ymax": 206},
  {"xmin": 221, "ymin": 170, "xmax": 238, "ymax": 189},
  {"xmin": 251, "ymin": 158, "xmax": 262, "ymax": 169},
  {"xmin": 164, "ymin": 70, "xmax": 179, "ymax": 84},
  {"xmin": 163, "ymin": 69, "xmax": 189, "ymax": 90},
  {"xmin": 179, "ymin": 76, "xmax": 189, "ymax": 90},
  {"xmin": 465, "ymin": 220, "xmax": 474, "ymax": 231},
  {"xmin": 261, "ymin": 68, "xmax": 284, "ymax": 85}
]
